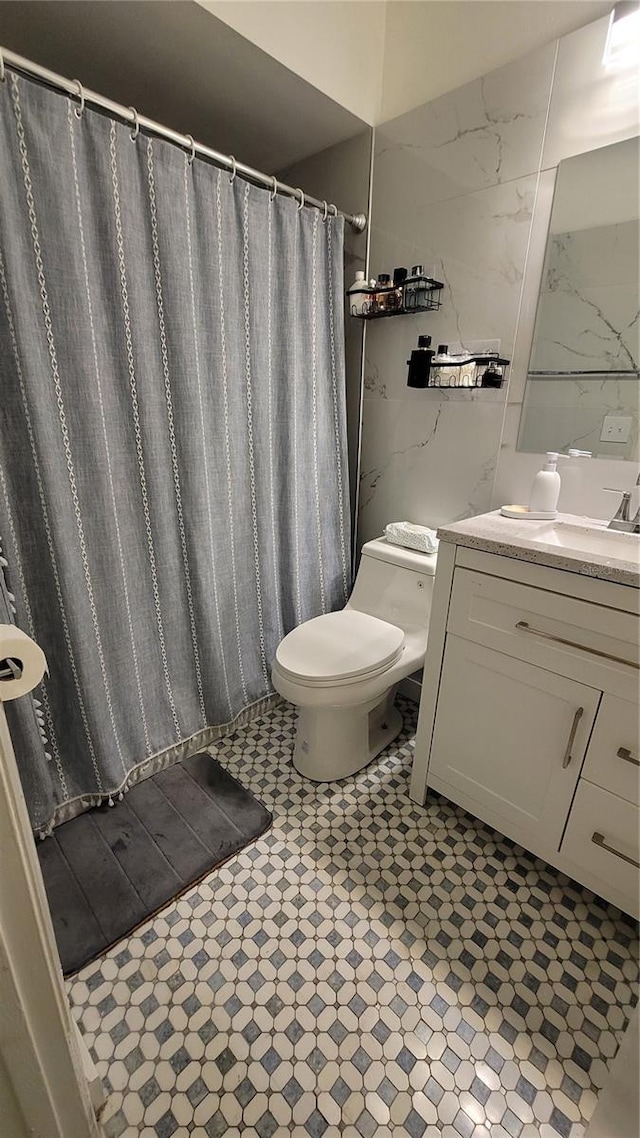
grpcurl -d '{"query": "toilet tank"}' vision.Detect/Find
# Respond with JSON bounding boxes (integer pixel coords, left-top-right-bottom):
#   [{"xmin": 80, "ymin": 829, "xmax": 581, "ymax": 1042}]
[{"xmin": 347, "ymin": 537, "xmax": 437, "ymax": 632}]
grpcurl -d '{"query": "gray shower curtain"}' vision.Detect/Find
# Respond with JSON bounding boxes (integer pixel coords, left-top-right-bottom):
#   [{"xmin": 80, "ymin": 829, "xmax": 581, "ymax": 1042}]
[{"xmin": 0, "ymin": 71, "xmax": 350, "ymax": 836}]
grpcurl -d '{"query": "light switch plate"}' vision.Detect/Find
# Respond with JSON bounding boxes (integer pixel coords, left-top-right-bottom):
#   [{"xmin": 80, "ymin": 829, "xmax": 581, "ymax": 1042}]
[{"xmin": 600, "ymin": 415, "xmax": 632, "ymax": 443}]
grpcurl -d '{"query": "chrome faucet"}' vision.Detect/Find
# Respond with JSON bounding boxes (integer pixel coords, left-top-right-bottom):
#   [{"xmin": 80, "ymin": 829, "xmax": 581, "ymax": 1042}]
[{"xmin": 604, "ymin": 473, "xmax": 640, "ymax": 533}]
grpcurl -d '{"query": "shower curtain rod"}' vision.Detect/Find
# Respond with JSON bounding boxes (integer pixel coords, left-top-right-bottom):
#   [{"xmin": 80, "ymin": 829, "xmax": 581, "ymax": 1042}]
[{"xmin": 0, "ymin": 46, "xmax": 368, "ymax": 233}]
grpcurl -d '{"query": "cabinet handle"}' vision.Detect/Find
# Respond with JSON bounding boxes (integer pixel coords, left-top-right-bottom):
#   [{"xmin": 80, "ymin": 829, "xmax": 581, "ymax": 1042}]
[
  {"xmin": 592, "ymin": 831, "xmax": 640, "ymax": 869},
  {"xmin": 515, "ymin": 621, "xmax": 638, "ymax": 670},
  {"xmin": 562, "ymin": 707, "xmax": 584, "ymax": 768},
  {"xmin": 617, "ymin": 747, "xmax": 639, "ymax": 767}
]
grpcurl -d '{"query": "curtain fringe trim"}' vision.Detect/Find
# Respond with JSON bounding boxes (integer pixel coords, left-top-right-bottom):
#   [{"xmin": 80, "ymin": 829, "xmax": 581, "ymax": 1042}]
[{"xmin": 37, "ymin": 691, "xmax": 283, "ymax": 839}]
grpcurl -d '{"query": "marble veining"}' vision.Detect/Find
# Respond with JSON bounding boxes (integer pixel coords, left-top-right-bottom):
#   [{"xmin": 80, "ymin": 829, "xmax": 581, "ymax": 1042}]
[
  {"xmin": 530, "ymin": 221, "xmax": 640, "ymax": 375},
  {"xmin": 363, "ymin": 361, "xmax": 388, "ymax": 401},
  {"xmin": 374, "ymin": 41, "xmax": 555, "ymax": 210},
  {"xmin": 359, "ymin": 408, "xmax": 443, "ymax": 514},
  {"xmin": 437, "ymin": 511, "xmax": 640, "ymax": 587},
  {"xmin": 357, "ymin": 402, "xmax": 506, "ymax": 545}
]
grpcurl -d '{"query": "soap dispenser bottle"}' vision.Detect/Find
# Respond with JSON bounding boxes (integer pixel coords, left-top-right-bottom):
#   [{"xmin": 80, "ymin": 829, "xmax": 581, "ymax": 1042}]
[{"xmin": 529, "ymin": 453, "xmax": 561, "ymax": 516}]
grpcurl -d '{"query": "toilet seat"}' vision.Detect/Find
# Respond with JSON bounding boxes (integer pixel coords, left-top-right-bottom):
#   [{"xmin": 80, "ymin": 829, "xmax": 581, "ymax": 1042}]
[{"xmin": 275, "ymin": 610, "xmax": 405, "ymax": 687}]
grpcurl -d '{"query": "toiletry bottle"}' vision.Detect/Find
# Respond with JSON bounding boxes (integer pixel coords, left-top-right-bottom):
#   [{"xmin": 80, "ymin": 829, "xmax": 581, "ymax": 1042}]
[
  {"xmin": 374, "ymin": 273, "xmax": 394, "ymax": 313},
  {"xmin": 431, "ymin": 344, "xmax": 456, "ymax": 387},
  {"xmin": 402, "ymin": 266, "xmax": 419, "ymax": 310},
  {"xmin": 391, "ymin": 267, "xmax": 407, "ymax": 310},
  {"xmin": 529, "ymin": 453, "xmax": 561, "ymax": 515},
  {"xmin": 406, "ymin": 335, "xmax": 435, "ymax": 388},
  {"xmin": 346, "ymin": 271, "xmax": 371, "ymax": 316}
]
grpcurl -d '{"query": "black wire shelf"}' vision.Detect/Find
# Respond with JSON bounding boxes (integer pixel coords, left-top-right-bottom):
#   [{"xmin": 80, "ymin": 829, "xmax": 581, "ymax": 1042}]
[{"xmin": 349, "ymin": 282, "xmax": 443, "ymax": 321}]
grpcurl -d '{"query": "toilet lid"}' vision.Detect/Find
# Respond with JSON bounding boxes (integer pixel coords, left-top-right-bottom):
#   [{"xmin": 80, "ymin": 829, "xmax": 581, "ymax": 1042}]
[{"xmin": 275, "ymin": 610, "xmax": 405, "ymax": 684}]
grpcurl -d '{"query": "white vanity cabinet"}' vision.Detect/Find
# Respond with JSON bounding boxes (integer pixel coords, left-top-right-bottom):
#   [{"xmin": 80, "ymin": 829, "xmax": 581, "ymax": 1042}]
[
  {"xmin": 430, "ymin": 637, "xmax": 599, "ymax": 851},
  {"xmin": 412, "ymin": 534, "xmax": 640, "ymax": 918}
]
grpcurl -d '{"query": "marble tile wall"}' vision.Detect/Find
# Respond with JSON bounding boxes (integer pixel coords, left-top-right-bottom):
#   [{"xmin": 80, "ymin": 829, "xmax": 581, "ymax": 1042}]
[
  {"xmin": 359, "ymin": 15, "xmax": 640, "ymax": 546},
  {"xmin": 359, "ymin": 38, "xmax": 555, "ymax": 543}
]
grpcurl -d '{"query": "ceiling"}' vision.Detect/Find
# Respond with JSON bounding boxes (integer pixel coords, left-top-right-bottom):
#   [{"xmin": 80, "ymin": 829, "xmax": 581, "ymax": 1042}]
[
  {"xmin": 203, "ymin": 0, "xmax": 611, "ymax": 125},
  {"xmin": 0, "ymin": 0, "xmax": 367, "ymax": 172}
]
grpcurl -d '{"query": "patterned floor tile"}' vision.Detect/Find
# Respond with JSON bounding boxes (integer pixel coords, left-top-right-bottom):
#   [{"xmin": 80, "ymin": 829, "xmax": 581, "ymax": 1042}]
[{"xmin": 69, "ymin": 698, "xmax": 639, "ymax": 1137}]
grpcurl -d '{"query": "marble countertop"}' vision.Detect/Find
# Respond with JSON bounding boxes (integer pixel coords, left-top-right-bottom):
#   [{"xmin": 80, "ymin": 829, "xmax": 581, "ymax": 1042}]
[{"xmin": 437, "ymin": 511, "xmax": 640, "ymax": 587}]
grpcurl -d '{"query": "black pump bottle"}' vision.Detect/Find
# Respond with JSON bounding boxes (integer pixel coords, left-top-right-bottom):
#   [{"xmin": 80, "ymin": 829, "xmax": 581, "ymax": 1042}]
[{"xmin": 407, "ymin": 335, "xmax": 435, "ymax": 388}]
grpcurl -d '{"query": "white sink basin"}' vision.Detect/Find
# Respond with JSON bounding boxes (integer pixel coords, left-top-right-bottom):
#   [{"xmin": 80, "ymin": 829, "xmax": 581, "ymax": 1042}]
[{"xmin": 535, "ymin": 520, "xmax": 640, "ymax": 561}]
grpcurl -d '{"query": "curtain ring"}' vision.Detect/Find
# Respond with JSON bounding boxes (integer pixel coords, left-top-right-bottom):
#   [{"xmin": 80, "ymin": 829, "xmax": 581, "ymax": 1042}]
[
  {"xmin": 128, "ymin": 107, "xmax": 140, "ymax": 142},
  {"xmin": 269, "ymin": 175, "xmax": 278, "ymax": 202},
  {"xmin": 185, "ymin": 133, "xmax": 196, "ymax": 165},
  {"xmin": 296, "ymin": 188, "xmax": 305, "ymax": 211},
  {"xmin": 329, "ymin": 203, "xmax": 338, "ymax": 218},
  {"xmin": 229, "ymin": 155, "xmax": 237, "ymax": 184},
  {"xmin": 0, "ymin": 49, "xmax": 5, "ymax": 84},
  {"xmin": 321, "ymin": 200, "xmax": 328, "ymax": 222},
  {"xmin": 73, "ymin": 79, "xmax": 85, "ymax": 119}
]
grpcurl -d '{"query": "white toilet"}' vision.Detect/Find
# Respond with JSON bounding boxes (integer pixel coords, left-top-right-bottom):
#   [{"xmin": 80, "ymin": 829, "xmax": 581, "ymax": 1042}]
[{"xmin": 272, "ymin": 537, "xmax": 437, "ymax": 781}]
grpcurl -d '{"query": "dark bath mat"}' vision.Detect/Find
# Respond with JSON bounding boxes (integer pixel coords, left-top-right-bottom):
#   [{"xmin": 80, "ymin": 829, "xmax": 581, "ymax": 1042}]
[{"xmin": 38, "ymin": 753, "xmax": 272, "ymax": 977}]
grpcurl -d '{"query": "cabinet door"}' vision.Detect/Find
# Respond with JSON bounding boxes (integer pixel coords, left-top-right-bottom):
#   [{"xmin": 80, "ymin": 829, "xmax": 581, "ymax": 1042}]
[
  {"xmin": 561, "ymin": 780, "xmax": 639, "ymax": 919},
  {"xmin": 581, "ymin": 693, "xmax": 640, "ymax": 805},
  {"xmin": 429, "ymin": 635, "xmax": 600, "ymax": 848}
]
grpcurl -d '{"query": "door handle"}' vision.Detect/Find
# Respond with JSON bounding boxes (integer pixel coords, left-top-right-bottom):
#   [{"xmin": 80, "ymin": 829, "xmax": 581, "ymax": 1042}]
[
  {"xmin": 562, "ymin": 707, "xmax": 583, "ymax": 769},
  {"xmin": 592, "ymin": 832, "xmax": 640, "ymax": 869},
  {"xmin": 617, "ymin": 747, "xmax": 639, "ymax": 767}
]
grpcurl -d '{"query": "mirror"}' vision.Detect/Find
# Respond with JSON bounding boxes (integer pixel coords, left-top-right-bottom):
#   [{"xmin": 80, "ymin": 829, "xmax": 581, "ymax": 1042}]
[{"xmin": 518, "ymin": 137, "xmax": 639, "ymax": 459}]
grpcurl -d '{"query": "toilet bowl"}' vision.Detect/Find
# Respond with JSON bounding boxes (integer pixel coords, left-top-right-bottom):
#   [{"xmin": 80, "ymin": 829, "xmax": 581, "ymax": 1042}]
[{"xmin": 272, "ymin": 537, "xmax": 437, "ymax": 781}]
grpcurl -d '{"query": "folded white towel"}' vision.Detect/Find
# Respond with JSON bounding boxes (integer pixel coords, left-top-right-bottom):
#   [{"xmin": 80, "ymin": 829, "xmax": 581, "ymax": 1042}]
[{"xmin": 385, "ymin": 521, "xmax": 439, "ymax": 555}]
